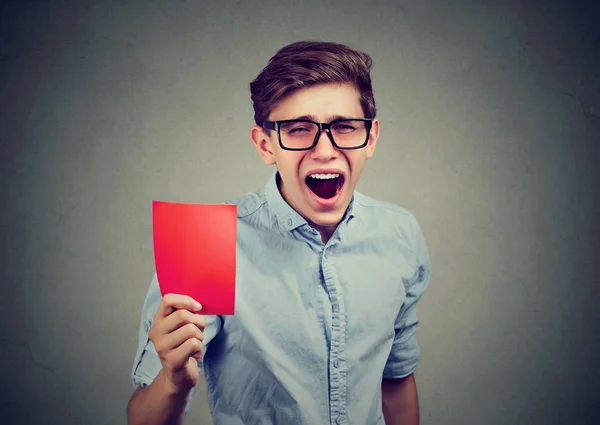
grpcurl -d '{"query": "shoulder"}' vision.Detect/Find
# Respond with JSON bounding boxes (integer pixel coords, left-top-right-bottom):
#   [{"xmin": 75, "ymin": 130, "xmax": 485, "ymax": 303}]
[
  {"xmin": 353, "ymin": 191, "xmax": 430, "ymax": 275},
  {"xmin": 353, "ymin": 191, "xmax": 422, "ymax": 236},
  {"xmin": 223, "ymin": 187, "xmax": 273, "ymax": 226}
]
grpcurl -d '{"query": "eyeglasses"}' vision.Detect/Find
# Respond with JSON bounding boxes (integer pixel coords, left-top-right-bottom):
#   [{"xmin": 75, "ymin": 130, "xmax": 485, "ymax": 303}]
[{"xmin": 262, "ymin": 118, "xmax": 373, "ymax": 151}]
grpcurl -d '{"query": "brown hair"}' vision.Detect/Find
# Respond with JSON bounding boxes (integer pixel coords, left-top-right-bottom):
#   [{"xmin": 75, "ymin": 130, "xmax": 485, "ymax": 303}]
[{"xmin": 250, "ymin": 41, "xmax": 376, "ymax": 125}]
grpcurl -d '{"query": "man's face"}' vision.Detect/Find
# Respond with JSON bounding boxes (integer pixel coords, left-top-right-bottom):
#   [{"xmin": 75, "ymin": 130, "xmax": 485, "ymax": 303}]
[{"xmin": 251, "ymin": 83, "xmax": 379, "ymax": 238}]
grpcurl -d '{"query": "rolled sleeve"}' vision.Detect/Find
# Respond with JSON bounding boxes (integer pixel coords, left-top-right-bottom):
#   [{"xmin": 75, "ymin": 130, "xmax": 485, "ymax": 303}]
[
  {"xmin": 130, "ymin": 273, "xmax": 222, "ymax": 413},
  {"xmin": 383, "ymin": 216, "xmax": 431, "ymax": 379},
  {"xmin": 131, "ymin": 274, "xmax": 163, "ymax": 389}
]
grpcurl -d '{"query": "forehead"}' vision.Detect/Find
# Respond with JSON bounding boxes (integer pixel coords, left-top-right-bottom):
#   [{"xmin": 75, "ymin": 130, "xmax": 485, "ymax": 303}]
[{"xmin": 269, "ymin": 83, "xmax": 363, "ymax": 121}]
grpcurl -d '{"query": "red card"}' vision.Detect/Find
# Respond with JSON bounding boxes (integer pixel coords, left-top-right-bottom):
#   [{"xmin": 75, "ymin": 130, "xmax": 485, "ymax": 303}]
[{"xmin": 152, "ymin": 201, "xmax": 237, "ymax": 315}]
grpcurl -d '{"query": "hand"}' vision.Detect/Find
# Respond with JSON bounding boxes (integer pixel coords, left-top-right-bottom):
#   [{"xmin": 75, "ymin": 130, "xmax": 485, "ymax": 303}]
[{"xmin": 148, "ymin": 293, "xmax": 206, "ymax": 394}]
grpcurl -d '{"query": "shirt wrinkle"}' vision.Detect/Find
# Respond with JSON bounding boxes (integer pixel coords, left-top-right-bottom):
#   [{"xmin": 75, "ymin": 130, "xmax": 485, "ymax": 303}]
[{"xmin": 131, "ymin": 170, "xmax": 431, "ymax": 425}]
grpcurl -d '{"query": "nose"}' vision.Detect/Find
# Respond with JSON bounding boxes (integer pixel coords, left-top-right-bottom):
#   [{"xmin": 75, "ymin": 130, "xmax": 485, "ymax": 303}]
[{"xmin": 310, "ymin": 129, "xmax": 338, "ymax": 160}]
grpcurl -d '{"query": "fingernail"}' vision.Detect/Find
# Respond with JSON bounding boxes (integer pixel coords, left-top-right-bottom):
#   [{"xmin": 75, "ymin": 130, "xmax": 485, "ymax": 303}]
[{"xmin": 194, "ymin": 302, "xmax": 202, "ymax": 311}]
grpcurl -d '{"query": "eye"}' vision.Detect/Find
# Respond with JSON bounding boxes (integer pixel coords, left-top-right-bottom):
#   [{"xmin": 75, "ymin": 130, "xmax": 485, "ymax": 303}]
[
  {"xmin": 280, "ymin": 122, "xmax": 316, "ymax": 135},
  {"xmin": 332, "ymin": 123, "xmax": 357, "ymax": 133},
  {"xmin": 288, "ymin": 126, "xmax": 311, "ymax": 133}
]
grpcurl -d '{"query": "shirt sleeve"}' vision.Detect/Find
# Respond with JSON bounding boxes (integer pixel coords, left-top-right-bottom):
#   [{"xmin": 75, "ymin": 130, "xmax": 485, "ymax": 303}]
[
  {"xmin": 383, "ymin": 215, "xmax": 431, "ymax": 379},
  {"xmin": 130, "ymin": 273, "xmax": 223, "ymax": 413}
]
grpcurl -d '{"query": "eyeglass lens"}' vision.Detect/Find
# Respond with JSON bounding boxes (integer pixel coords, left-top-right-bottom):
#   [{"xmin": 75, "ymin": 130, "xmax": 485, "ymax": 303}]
[{"xmin": 279, "ymin": 120, "xmax": 368, "ymax": 149}]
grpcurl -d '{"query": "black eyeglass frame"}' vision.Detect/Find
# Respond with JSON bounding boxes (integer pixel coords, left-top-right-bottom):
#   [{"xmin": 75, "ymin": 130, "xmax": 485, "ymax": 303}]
[{"xmin": 262, "ymin": 118, "xmax": 373, "ymax": 151}]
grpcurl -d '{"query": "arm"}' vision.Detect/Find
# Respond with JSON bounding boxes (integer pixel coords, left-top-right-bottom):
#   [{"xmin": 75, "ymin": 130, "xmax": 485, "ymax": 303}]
[
  {"xmin": 127, "ymin": 369, "xmax": 193, "ymax": 425},
  {"xmin": 127, "ymin": 294, "xmax": 206, "ymax": 425},
  {"xmin": 381, "ymin": 374, "xmax": 419, "ymax": 425}
]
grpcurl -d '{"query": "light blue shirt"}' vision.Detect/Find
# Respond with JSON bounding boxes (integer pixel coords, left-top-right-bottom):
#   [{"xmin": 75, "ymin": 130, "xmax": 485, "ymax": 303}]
[{"xmin": 131, "ymin": 171, "xmax": 431, "ymax": 425}]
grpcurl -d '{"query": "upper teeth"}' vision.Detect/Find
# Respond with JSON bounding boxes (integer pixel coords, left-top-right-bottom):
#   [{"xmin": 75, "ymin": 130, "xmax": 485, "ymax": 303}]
[{"xmin": 308, "ymin": 173, "xmax": 339, "ymax": 179}]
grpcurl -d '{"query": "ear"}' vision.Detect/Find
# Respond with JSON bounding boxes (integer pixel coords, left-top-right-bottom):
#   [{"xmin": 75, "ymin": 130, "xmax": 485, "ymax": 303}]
[
  {"xmin": 251, "ymin": 125, "xmax": 276, "ymax": 165},
  {"xmin": 365, "ymin": 119, "xmax": 379, "ymax": 159}
]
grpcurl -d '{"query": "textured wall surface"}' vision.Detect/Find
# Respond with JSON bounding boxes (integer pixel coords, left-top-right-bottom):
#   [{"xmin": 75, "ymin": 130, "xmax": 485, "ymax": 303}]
[{"xmin": 1, "ymin": 1, "xmax": 598, "ymax": 424}]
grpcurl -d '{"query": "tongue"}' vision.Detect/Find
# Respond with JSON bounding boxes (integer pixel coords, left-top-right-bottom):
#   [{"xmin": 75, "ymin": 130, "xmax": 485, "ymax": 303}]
[{"xmin": 307, "ymin": 178, "xmax": 338, "ymax": 199}]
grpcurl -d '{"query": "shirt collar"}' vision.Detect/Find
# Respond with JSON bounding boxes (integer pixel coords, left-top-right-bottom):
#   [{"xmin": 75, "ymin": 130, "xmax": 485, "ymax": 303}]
[{"xmin": 263, "ymin": 169, "xmax": 356, "ymax": 233}]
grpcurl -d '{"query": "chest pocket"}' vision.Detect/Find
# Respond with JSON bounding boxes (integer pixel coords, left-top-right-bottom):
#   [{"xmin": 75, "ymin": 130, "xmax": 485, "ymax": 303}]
[
  {"xmin": 228, "ymin": 233, "xmax": 327, "ymax": 365},
  {"xmin": 335, "ymin": 250, "xmax": 414, "ymax": 359}
]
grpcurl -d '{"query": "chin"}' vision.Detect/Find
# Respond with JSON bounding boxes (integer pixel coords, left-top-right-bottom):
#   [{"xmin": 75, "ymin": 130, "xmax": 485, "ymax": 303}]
[{"xmin": 306, "ymin": 207, "xmax": 347, "ymax": 228}]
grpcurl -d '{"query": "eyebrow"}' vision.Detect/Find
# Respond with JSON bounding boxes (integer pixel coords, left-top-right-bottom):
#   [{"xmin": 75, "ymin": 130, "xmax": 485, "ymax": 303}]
[{"xmin": 289, "ymin": 114, "xmax": 358, "ymax": 122}]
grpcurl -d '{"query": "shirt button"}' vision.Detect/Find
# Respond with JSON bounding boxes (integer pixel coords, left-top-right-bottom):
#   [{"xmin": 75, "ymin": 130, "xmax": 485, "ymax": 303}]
[
  {"xmin": 144, "ymin": 320, "xmax": 151, "ymax": 332},
  {"xmin": 287, "ymin": 219, "xmax": 292, "ymax": 226},
  {"xmin": 333, "ymin": 360, "xmax": 340, "ymax": 368},
  {"xmin": 335, "ymin": 416, "xmax": 342, "ymax": 425}
]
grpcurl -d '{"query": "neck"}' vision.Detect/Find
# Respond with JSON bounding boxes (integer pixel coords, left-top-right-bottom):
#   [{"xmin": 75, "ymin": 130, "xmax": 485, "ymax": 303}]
[{"xmin": 311, "ymin": 223, "xmax": 336, "ymax": 244}]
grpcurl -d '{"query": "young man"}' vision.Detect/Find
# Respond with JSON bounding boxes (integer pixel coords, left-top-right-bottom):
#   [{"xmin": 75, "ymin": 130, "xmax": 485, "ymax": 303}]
[{"xmin": 127, "ymin": 41, "xmax": 431, "ymax": 425}]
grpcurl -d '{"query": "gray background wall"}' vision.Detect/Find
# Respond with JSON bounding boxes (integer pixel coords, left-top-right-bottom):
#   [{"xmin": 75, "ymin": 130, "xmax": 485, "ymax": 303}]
[{"xmin": 1, "ymin": 0, "xmax": 598, "ymax": 424}]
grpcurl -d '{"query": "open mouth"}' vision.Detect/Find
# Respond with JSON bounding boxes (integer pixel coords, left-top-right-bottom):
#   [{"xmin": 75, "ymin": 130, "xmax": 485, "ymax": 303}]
[{"xmin": 305, "ymin": 173, "xmax": 345, "ymax": 200}]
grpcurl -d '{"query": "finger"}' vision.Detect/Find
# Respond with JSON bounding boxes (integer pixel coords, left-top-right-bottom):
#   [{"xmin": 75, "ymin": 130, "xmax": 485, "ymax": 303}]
[
  {"xmin": 155, "ymin": 308, "xmax": 207, "ymax": 336},
  {"xmin": 165, "ymin": 338, "xmax": 204, "ymax": 368},
  {"xmin": 156, "ymin": 293, "xmax": 202, "ymax": 320},
  {"xmin": 155, "ymin": 322, "xmax": 204, "ymax": 355}
]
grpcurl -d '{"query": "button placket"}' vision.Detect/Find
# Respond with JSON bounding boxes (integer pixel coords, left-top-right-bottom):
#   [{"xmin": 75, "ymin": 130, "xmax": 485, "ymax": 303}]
[{"xmin": 321, "ymin": 253, "xmax": 347, "ymax": 425}]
